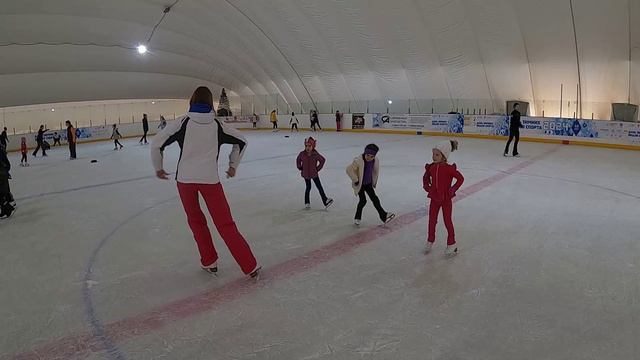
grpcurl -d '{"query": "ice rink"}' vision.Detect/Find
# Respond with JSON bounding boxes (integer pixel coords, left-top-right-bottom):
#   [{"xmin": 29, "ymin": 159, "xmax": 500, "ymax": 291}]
[{"xmin": 1, "ymin": 131, "xmax": 639, "ymax": 360}]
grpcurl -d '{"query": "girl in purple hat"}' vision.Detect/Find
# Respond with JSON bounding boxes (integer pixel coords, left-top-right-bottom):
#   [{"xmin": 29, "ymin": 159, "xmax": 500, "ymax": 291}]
[{"xmin": 346, "ymin": 143, "xmax": 395, "ymax": 226}]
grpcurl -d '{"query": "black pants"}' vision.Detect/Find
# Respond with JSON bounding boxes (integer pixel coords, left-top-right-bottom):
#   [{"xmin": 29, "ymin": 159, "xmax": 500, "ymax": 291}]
[
  {"xmin": 253, "ymin": 122, "xmax": 257, "ymax": 128},
  {"xmin": 272, "ymin": 122, "xmax": 278, "ymax": 129},
  {"xmin": 53, "ymin": 138, "xmax": 61, "ymax": 146},
  {"xmin": 355, "ymin": 184, "xmax": 387, "ymax": 221},
  {"xmin": 114, "ymin": 139, "xmax": 123, "ymax": 148},
  {"xmin": 69, "ymin": 142, "xmax": 76, "ymax": 158},
  {"xmin": 291, "ymin": 123, "xmax": 298, "ymax": 132},
  {"xmin": 21, "ymin": 153, "xmax": 27, "ymax": 163},
  {"xmin": 33, "ymin": 140, "xmax": 46, "ymax": 156},
  {"xmin": 311, "ymin": 120, "xmax": 322, "ymax": 131},
  {"xmin": 504, "ymin": 128, "xmax": 520, "ymax": 155},
  {"xmin": 305, "ymin": 177, "xmax": 328, "ymax": 205},
  {"xmin": 140, "ymin": 131, "xmax": 148, "ymax": 143},
  {"xmin": 0, "ymin": 176, "xmax": 9, "ymax": 204}
]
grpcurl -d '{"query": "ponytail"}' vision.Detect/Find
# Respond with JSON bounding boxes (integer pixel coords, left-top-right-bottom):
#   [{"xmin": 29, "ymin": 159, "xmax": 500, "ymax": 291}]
[{"xmin": 450, "ymin": 140, "xmax": 459, "ymax": 152}]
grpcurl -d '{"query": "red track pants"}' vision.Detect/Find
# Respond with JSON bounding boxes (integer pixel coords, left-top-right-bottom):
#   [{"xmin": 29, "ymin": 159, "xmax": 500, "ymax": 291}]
[
  {"xmin": 177, "ymin": 182, "xmax": 257, "ymax": 274},
  {"xmin": 427, "ymin": 199, "xmax": 456, "ymax": 246}
]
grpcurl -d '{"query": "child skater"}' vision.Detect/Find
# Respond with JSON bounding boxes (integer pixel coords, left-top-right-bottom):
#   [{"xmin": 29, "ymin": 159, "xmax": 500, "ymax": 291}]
[
  {"xmin": 111, "ymin": 124, "xmax": 124, "ymax": 150},
  {"xmin": 290, "ymin": 112, "xmax": 300, "ymax": 132},
  {"xmin": 296, "ymin": 137, "xmax": 333, "ymax": 209},
  {"xmin": 423, "ymin": 140, "xmax": 464, "ymax": 255},
  {"xmin": 346, "ymin": 144, "xmax": 395, "ymax": 226},
  {"xmin": 20, "ymin": 137, "xmax": 29, "ymax": 166}
]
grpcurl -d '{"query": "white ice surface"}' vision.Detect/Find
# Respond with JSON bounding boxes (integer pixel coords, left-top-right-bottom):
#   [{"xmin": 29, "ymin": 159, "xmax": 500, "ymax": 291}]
[{"xmin": 1, "ymin": 131, "xmax": 640, "ymax": 359}]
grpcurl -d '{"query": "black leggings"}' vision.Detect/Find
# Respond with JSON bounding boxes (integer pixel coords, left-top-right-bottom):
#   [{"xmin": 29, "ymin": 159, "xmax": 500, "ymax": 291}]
[
  {"xmin": 33, "ymin": 140, "xmax": 46, "ymax": 156},
  {"xmin": 21, "ymin": 153, "xmax": 27, "ymax": 163},
  {"xmin": 114, "ymin": 139, "xmax": 123, "ymax": 148},
  {"xmin": 272, "ymin": 122, "xmax": 278, "ymax": 129},
  {"xmin": 291, "ymin": 123, "xmax": 298, "ymax": 131},
  {"xmin": 140, "ymin": 131, "xmax": 148, "ymax": 143},
  {"xmin": 305, "ymin": 177, "xmax": 328, "ymax": 205},
  {"xmin": 504, "ymin": 128, "xmax": 520, "ymax": 155},
  {"xmin": 0, "ymin": 177, "xmax": 9, "ymax": 204},
  {"xmin": 355, "ymin": 184, "xmax": 388, "ymax": 221}
]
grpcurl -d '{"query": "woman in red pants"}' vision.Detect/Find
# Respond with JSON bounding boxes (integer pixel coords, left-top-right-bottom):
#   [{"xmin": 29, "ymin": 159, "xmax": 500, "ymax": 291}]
[{"xmin": 151, "ymin": 86, "xmax": 260, "ymax": 278}]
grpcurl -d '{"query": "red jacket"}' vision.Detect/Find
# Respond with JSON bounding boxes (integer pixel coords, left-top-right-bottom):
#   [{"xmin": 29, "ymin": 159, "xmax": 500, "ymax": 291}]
[
  {"xmin": 423, "ymin": 162, "xmax": 464, "ymax": 202},
  {"xmin": 297, "ymin": 150, "xmax": 325, "ymax": 179},
  {"xmin": 20, "ymin": 142, "xmax": 27, "ymax": 154}
]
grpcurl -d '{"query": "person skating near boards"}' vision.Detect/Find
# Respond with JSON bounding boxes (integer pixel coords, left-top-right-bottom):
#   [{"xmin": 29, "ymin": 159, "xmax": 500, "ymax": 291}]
[
  {"xmin": 32, "ymin": 125, "xmax": 49, "ymax": 157},
  {"xmin": 111, "ymin": 124, "xmax": 124, "ymax": 150},
  {"xmin": 140, "ymin": 113, "xmax": 150, "ymax": 144},
  {"xmin": 290, "ymin": 112, "xmax": 300, "ymax": 132},
  {"xmin": 66, "ymin": 121, "xmax": 77, "ymax": 159},
  {"xmin": 504, "ymin": 103, "xmax": 524, "ymax": 157}
]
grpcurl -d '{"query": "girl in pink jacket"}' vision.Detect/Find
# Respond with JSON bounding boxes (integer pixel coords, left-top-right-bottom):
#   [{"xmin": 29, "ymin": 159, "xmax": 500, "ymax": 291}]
[
  {"xmin": 296, "ymin": 137, "xmax": 333, "ymax": 209},
  {"xmin": 423, "ymin": 140, "xmax": 464, "ymax": 255}
]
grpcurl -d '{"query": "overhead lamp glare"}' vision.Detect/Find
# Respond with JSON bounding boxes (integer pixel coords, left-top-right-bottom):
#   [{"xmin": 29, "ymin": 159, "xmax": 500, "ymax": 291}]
[{"xmin": 137, "ymin": 44, "xmax": 148, "ymax": 54}]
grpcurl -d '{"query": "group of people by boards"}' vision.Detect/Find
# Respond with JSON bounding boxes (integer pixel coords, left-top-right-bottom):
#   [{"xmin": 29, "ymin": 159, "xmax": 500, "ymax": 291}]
[
  {"xmin": 267, "ymin": 109, "xmax": 344, "ymax": 133},
  {"xmin": 0, "ymin": 114, "xmax": 169, "ymax": 219}
]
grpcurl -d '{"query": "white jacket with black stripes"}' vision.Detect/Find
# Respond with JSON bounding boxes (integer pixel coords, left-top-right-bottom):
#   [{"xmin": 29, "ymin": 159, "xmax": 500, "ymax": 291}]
[{"xmin": 150, "ymin": 111, "xmax": 247, "ymax": 184}]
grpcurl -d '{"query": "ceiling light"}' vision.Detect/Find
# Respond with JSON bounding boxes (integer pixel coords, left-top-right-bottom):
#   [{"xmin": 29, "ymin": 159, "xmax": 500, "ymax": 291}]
[
  {"xmin": 137, "ymin": 44, "xmax": 148, "ymax": 54},
  {"xmin": 51, "ymin": 108, "xmax": 55, "ymax": 112},
  {"xmin": 387, "ymin": 100, "xmax": 393, "ymax": 105}
]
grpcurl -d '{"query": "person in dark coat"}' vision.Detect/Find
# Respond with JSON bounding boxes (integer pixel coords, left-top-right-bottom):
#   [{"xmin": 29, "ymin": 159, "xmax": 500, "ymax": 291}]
[
  {"xmin": 0, "ymin": 143, "xmax": 15, "ymax": 218},
  {"xmin": 139, "ymin": 113, "xmax": 149, "ymax": 144},
  {"xmin": 504, "ymin": 103, "xmax": 524, "ymax": 157},
  {"xmin": 32, "ymin": 125, "xmax": 49, "ymax": 157}
]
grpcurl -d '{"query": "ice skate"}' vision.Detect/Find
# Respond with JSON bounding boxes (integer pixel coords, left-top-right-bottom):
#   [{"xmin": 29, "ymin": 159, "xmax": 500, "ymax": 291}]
[
  {"xmin": 0, "ymin": 202, "xmax": 15, "ymax": 219},
  {"xmin": 248, "ymin": 266, "xmax": 262, "ymax": 279},
  {"xmin": 324, "ymin": 198, "xmax": 334, "ymax": 209},
  {"xmin": 384, "ymin": 213, "xmax": 396, "ymax": 224},
  {"xmin": 445, "ymin": 245, "xmax": 458, "ymax": 255},
  {"xmin": 425, "ymin": 242, "xmax": 433, "ymax": 253},
  {"xmin": 202, "ymin": 262, "xmax": 218, "ymax": 275}
]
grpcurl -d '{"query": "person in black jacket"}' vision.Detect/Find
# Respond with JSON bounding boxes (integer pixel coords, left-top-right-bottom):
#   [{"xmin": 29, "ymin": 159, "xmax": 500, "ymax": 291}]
[
  {"xmin": 0, "ymin": 144, "xmax": 15, "ymax": 218},
  {"xmin": 0, "ymin": 127, "xmax": 8, "ymax": 148},
  {"xmin": 32, "ymin": 125, "xmax": 49, "ymax": 157},
  {"xmin": 504, "ymin": 103, "xmax": 524, "ymax": 157},
  {"xmin": 139, "ymin": 114, "xmax": 149, "ymax": 144}
]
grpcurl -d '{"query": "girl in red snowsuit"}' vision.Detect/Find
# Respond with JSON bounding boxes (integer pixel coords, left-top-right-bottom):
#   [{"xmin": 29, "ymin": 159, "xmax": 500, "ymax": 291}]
[{"xmin": 423, "ymin": 140, "xmax": 464, "ymax": 254}]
